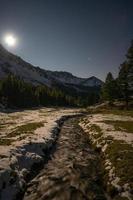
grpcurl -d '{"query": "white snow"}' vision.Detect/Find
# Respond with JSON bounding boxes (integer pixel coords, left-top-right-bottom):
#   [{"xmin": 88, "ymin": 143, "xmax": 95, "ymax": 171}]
[
  {"xmin": 80, "ymin": 114, "xmax": 133, "ymax": 144},
  {"xmin": 79, "ymin": 113, "xmax": 133, "ymax": 200},
  {"xmin": 0, "ymin": 107, "xmax": 80, "ymax": 200}
]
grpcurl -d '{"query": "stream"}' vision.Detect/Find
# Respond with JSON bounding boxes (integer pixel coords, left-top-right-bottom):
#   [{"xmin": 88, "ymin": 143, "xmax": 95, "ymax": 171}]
[{"xmin": 23, "ymin": 117, "xmax": 106, "ymax": 200}]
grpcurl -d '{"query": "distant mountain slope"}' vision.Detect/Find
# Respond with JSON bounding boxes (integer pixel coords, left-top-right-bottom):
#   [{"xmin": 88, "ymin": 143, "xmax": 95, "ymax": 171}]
[
  {"xmin": 0, "ymin": 45, "xmax": 52, "ymax": 86},
  {"xmin": 0, "ymin": 44, "xmax": 103, "ymax": 92}
]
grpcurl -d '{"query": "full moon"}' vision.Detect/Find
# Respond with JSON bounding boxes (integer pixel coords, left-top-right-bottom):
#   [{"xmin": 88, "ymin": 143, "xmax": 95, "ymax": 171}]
[{"xmin": 4, "ymin": 34, "xmax": 17, "ymax": 46}]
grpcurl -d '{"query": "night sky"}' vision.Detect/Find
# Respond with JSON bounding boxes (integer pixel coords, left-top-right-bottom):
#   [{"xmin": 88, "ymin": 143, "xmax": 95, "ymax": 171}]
[{"xmin": 0, "ymin": 0, "xmax": 133, "ymax": 80}]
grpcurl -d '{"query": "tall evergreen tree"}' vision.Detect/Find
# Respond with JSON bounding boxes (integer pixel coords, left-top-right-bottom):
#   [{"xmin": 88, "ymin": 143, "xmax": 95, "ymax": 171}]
[
  {"xmin": 118, "ymin": 41, "xmax": 133, "ymax": 108},
  {"xmin": 101, "ymin": 72, "xmax": 119, "ymax": 104},
  {"xmin": 118, "ymin": 62, "xmax": 130, "ymax": 108},
  {"xmin": 126, "ymin": 40, "xmax": 133, "ymax": 66}
]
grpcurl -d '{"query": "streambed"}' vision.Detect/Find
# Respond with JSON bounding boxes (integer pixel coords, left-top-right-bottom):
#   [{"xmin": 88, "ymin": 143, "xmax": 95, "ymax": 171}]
[{"xmin": 23, "ymin": 117, "xmax": 106, "ymax": 200}]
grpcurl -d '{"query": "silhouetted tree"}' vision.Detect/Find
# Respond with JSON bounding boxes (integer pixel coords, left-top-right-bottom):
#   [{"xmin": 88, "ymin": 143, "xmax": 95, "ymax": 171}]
[
  {"xmin": 101, "ymin": 72, "xmax": 119, "ymax": 104},
  {"xmin": 118, "ymin": 41, "xmax": 133, "ymax": 109}
]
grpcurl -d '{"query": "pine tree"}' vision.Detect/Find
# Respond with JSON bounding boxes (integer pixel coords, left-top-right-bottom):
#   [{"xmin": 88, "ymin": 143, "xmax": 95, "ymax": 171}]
[
  {"xmin": 101, "ymin": 72, "xmax": 119, "ymax": 104},
  {"xmin": 126, "ymin": 40, "xmax": 133, "ymax": 65},
  {"xmin": 126, "ymin": 40, "xmax": 133, "ymax": 96},
  {"xmin": 118, "ymin": 41, "xmax": 133, "ymax": 109},
  {"xmin": 118, "ymin": 62, "xmax": 129, "ymax": 108}
]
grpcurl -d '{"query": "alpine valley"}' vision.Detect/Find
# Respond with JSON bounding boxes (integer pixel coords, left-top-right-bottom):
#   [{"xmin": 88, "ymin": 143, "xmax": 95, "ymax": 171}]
[{"xmin": 0, "ymin": 44, "xmax": 103, "ymax": 107}]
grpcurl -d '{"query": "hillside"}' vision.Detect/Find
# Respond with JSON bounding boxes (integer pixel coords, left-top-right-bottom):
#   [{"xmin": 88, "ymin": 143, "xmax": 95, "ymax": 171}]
[{"xmin": 0, "ymin": 44, "xmax": 103, "ymax": 92}]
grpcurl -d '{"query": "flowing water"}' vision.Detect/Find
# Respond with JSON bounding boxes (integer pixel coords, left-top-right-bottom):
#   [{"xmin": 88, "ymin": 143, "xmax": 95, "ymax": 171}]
[{"xmin": 23, "ymin": 117, "xmax": 106, "ymax": 200}]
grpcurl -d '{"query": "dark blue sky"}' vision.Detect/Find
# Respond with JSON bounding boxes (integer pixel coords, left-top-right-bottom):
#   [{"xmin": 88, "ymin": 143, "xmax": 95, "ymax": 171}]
[{"xmin": 0, "ymin": 0, "xmax": 133, "ymax": 80}]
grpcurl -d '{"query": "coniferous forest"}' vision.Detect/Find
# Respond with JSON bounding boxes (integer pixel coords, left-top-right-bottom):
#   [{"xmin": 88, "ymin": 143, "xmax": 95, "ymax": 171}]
[
  {"xmin": 0, "ymin": 74, "xmax": 100, "ymax": 108},
  {"xmin": 101, "ymin": 40, "xmax": 133, "ymax": 108}
]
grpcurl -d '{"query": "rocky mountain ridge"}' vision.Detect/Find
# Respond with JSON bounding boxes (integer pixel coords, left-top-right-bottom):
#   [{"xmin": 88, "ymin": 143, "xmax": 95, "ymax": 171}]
[{"xmin": 0, "ymin": 44, "xmax": 103, "ymax": 90}]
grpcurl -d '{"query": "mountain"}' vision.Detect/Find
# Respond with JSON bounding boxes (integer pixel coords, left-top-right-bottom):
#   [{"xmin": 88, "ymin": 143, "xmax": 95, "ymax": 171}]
[{"xmin": 0, "ymin": 44, "xmax": 103, "ymax": 93}]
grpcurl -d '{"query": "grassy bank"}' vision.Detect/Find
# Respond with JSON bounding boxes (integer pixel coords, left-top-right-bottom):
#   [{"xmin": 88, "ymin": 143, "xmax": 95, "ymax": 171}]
[{"xmin": 79, "ymin": 107, "xmax": 133, "ymax": 200}]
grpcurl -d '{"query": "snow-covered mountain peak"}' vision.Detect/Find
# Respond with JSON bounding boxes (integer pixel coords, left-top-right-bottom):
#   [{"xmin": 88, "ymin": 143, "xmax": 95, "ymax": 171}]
[{"xmin": 0, "ymin": 44, "xmax": 103, "ymax": 89}]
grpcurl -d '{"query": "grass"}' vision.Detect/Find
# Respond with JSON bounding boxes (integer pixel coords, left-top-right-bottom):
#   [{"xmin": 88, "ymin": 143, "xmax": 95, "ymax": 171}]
[
  {"xmin": 0, "ymin": 138, "xmax": 14, "ymax": 145},
  {"xmin": 87, "ymin": 108, "xmax": 133, "ymax": 117},
  {"xmin": 103, "ymin": 120, "xmax": 133, "ymax": 133},
  {"xmin": 0, "ymin": 125, "xmax": 3, "ymax": 130},
  {"xmin": 85, "ymin": 106, "xmax": 133, "ymax": 199},
  {"xmin": 107, "ymin": 109, "xmax": 133, "ymax": 117},
  {"xmin": 89, "ymin": 124, "xmax": 103, "ymax": 139},
  {"xmin": 8, "ymin": 122, "xmax": 44, "ymax": 137},
  {"xmin": 105, "ymin": 140, "xmax": 133, "ymax": 189}
]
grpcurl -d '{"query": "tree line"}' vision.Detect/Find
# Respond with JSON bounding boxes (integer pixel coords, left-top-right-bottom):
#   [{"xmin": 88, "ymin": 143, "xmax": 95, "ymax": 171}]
[
  {"xmin": 101, "ymin": 40, "xmax": 133, "ymax": 109},
  {"xmin": 0, "ymin": 74, "xmax": 100, "ymax": 108},
  {"xmin": 0, "ymin": 75, "xmax": 77, "ymax": 108}
]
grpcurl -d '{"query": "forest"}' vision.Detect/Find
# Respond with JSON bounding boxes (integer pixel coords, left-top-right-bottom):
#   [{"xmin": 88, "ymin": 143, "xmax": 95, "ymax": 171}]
[
  {"xmin": 101, "ymin": 40, "xmax": 133, "ymax": 109},
  {"xmin": 0, "ymin": 74, "xmax": 100, "ymax": 108}
]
